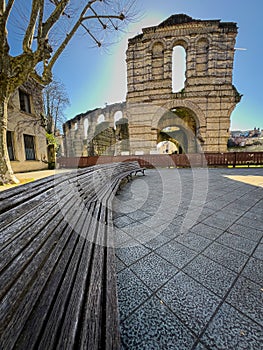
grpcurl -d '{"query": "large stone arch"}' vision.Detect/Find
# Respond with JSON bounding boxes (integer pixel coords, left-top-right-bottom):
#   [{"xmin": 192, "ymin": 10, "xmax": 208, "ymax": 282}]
[
  {"xmin": 150, "ymin": 102, "xmax": 204, "ymax": 153},
  {"xmin": 126, "ymin": 13, "xmax": 241, "ymax": 153},
  {"xmin": 160, "ymin": 100, "xmax": 206, "ymax": 128},
  {"xmin": 64, "ymin": 13, "xmax": 241, "ymax": 155}
]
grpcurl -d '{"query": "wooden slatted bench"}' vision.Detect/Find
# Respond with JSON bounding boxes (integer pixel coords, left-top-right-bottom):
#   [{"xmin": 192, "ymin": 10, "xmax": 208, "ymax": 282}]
[{"xmin": 0, "ymin": 161, "xmax": 145, "ymax": 350}]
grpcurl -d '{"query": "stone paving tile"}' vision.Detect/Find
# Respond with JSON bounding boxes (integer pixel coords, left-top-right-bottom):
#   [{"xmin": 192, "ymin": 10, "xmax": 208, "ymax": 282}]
[
  {"xmin": 112, "ymin": 210, "xmax": 126, "ymax": 220},
  {"xmin": 220, "ymin": 203, "xmax": 247, "ymax": 216},
  {"xmin": 113, "ymin": 228, "xmax": 134, "ymax": 248},
  {"xmin": 191, "ymin": 211, "xmax": 214, "ymax": 223},
  {"xmin": 121, "ymin": 222, "xmax": 153, "ymax": 238},
  {"xmin": 194, "ymin": 343, "xmax": 209, "ymax": 350},
  {"xmin": 243, "ymin": 210, "xmax": 263, "ymax": 223},
  {"xmin": 226, "ymin": 276, "xmax": 263, "ymax": 326},
  {"xmin": 112, "ymin": 202, "xmax": 139, "ymax": 216},
  {"xmin": 155, "ymin": 222, "xmax": 180, "ymax": 239},
  {"xmin": 251, "ymin": 201, "xmax": 263, "ymax": 214},
  {"xmin": 114, "ymin": 168, "xmax": 263, "ymax": 349},
  {"xmin": 227, "ymin": 223, "xmax": 263, "ymax": 242},
  {"xmin": 120, "ymin": 296, "xmax": 197, "ymax": 350},
  {"xmin": 115, "ymin": 256, "xmax": 126, "ymax": 273},
  {"xmin": 235, "ymin": 216, "xmax": 263, "ymax": 231},
  {"xmin": 139, "ymin": 233, "xmax": 171, "ymax": 250},
  {"xmin": 156, "ymin": 239, "xmax": 197, "ymax": 269},
  {"xmin": 175, "ymin": 231, "xmax": 212, "ymax": 253},
  {"xmin": 202, "ymin": 241, "xmax": 249, "ymax": 273},
  {"xmin": 140, "ymin": 205, "xmax": 160, "ymax": 215},
  {"xmin": 130, "ymin": 252, "xmax": 178, "ymax": 292},
  {"xmin": 144, "ymin": 217, "xmax": 174, "ymax": 229},
  {"xmin": 190, "ymin": 222, "xmax": 223, "ymax": 240},
  {"xmin": 216, "ymin": 232, "xmax": 258, "ymax": 255},
  {"xmin": 117, "ymin": 268, "xmax": 152, "ymax": 321},
  {"xmin": 113, "ymin": 215, "xmax": 137, "ymax": 228},
  {"xmin": 157, "ymin": 272, "xmax": 221, "ymax": 335},
  {"xmin": 115, "ymin": 244, "xmax": 151, "ymax": 266},
  {"xmin": 183, "ymin": 254, "xmax": 237, "ymax": 298},
  {"xmin": 201, "ymin": 212, "xmax": 236, "ymax": 230},
  {"xmin": 253, "ymin": 243, "xmax": 263, "ymax": 260},
  {"xmin": 170, "ymin": 214, "xmax": 189, "ymax": 226},
  {"xmin": 204, "ymin": 199, "xmax": 229, "ymax": 211},
  {"xmin": 241, "ymin": 257, "xmax": 263, "ymax": 285},
  {"xmin": 201, "ymin": 303, "xmax": 263, "ymax": 350},
  {"xmin": 125, "ymin": 209, "xmax": 151, "ymax": 222}
]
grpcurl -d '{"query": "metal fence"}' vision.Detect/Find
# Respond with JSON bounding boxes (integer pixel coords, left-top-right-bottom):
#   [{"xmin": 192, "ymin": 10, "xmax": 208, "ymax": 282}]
[{"xmin": 57, "ymin": 152, "xmax": 263, "ymax": 169}]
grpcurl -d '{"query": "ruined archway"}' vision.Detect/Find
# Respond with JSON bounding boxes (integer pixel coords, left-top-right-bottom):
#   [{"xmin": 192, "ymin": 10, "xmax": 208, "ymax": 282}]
[
  {"xmin": 91, "ymin": 122, "xmax": 116, "ymax": 156},
  {"xmin": 157, "ymin": 108, "xmax": 200, "ymax": 153},
  {"xmin": 64, "ymin": 14, "xmax": 241, "ymax": 156},
  {"xmin": 126, "ymin": 14, "xmax": 240, "ymax": 153}
]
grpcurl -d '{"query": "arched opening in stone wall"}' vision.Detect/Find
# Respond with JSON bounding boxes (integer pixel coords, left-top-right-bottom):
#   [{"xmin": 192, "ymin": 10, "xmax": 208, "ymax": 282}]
[
  {"xmin": 172, "ymin": 45, "xmax": 186, "ymax": 92},
  {"xmin": 114, "ymin": 111, "xmax": 123, "ymax": 129},
  {"xmin": 157, "ymin": 108, "xmax": 199, "ymax": 153},
  {"xmin": 90, "ymin": 121, "xmax": 115, "ymax": 156},
  {"xmin": 157, "ymin": 140, "xmax": 179, "ymax": 154},
  {"xmin": 115, "ymin": 117, "xmax": 130, "ymax": 155},
  {"xmin": 97, "ymin": 114, "xmax": 105, "ymax": 124},
  {"xmin": 83, "ymin": 118, "xmax": 89, "ymax": 139}
]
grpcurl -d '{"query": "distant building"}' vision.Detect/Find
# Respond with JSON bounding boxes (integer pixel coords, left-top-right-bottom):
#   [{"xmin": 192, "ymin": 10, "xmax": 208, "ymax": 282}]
[
  {"xmin": 7, "ymin": 79, "xmax": 48, "ymax": 172},
  {"xmin": 229, "ymin": 127, "xmax": 263, "ymax": 151}
]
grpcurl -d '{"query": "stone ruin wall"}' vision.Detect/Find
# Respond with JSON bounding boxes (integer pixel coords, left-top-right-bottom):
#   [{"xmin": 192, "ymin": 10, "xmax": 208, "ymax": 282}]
[
  {"xmin": 63, "ymin": 102, "xmax": 128, "ymax": 157},
  {"xmin": 64, "ymin": 14, "xmax": 241, "ymax": 156}
]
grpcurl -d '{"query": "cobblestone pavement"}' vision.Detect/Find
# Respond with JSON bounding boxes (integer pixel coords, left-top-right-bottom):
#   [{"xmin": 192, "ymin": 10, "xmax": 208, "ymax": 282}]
[{"xmin": 112, "ymin": 168, "xmax": 263, "ymax": 350}]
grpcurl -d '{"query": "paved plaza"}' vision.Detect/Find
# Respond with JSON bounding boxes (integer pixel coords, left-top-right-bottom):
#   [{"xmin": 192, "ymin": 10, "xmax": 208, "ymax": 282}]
[{"xmin": 112, "ymin": 168, "xmax": 263, "ymax": 349}]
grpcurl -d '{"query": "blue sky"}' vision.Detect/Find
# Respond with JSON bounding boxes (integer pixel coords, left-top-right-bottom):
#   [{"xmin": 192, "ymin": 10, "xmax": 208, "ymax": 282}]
[{"xmin": 9, "ymin": 0, "xmax": 263, "ymax": 130}]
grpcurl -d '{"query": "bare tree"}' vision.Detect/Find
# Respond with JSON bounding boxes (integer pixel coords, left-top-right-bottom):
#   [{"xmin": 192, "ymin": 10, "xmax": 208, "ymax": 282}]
[
  {"xmin": 43, "ymin": 79, "xmax": 70, "ymax": 134},
  {"xmin": 0, "ymin": 0, "xmax": 138, "ymax": 184}
]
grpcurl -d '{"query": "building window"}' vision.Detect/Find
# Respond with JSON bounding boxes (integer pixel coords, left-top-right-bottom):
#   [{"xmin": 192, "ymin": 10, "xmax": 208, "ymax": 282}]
[
  {"xmin": 7, "ymin": 131, "xmax": 15, "ymax": 161},
  {"xmin": 97, "ymin": 114, "xmax": 105, "ymax": 124},
  {"xmin": 19, "ymin": 89, "xmax": 31, "ymax": 113},
  {"xmin": 24, "ymin": 134, "xmax": 36, "ymax": 160},
  {"xmin": 83, "ymin": 118, "xmax": 89, "ymax": 138},
  {"xmin": 172, "ymin": 45, "xmax": 186, "ymax": 92}
]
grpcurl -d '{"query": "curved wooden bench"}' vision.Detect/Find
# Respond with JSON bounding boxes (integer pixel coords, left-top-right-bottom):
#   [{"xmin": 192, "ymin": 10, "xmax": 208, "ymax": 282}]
[{"xmin": 0, "ymin": 161, "xmax": 145, "ymax": 350}]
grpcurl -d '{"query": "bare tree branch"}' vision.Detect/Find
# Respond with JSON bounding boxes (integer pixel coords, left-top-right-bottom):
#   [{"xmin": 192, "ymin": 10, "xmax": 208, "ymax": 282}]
[
  {"xmin": 3, "ymin": 0, "xmax": 15, "ymax": 23},
  {"xmin": 23, "ymin": 0, "xmax": 42, "ymax": 52},
  {"xmin": 80, "ymin": 22, "xmax": 101, "ymax": 47},
  {"xmin": 47, "ymin": 0, "xmax": 98, "ymax": 69},
  {"xmin": 42, "ymin": 0, "xmax": 70, "ymax": 38},
  {"xmin": 37, "ymin": 1, "xmax": 44, "ymax": 41},
  {"xmin": 82, "ymin": 14, "xmax": 125, "ymax": 22},
  {"xmin": 89, "ymin": 6, "xmax": 107, "ymax": 29},
  {"xmin": 0, "ymin": 1, "xmax": 4, "ymax": 16}
]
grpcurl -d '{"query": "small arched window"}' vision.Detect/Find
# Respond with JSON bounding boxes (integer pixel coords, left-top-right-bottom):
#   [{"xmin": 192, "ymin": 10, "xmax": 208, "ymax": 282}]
[
  {"xmin": 114, "ymin": 111, "xmax": 123, "ymax": 129},
  {"xmin": 172, "ymin": 45, "xmax": 186, "ymax": 92},
  {"xmin": 97, "ymin": 114, "xmax": 105, "ymax": 124},
  {"xmin": 83, "ymin": 118, "xmax": 89, "ymax": 138}
]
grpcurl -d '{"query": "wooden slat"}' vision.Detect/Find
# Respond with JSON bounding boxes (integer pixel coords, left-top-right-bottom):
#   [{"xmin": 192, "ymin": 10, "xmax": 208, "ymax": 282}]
[{"xmin": 0, "ymin": 161, "xmax": 145, "ymax": 350}]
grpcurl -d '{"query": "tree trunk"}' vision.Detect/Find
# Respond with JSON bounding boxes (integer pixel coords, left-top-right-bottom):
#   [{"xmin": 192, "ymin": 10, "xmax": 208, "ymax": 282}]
[
  {"xmin": 47, "ymin": 144, "xmax": 56, "ymax": 170},
  {"xmin": 0, "ymin": 97, "xmax": 19, "ymax": 185}
]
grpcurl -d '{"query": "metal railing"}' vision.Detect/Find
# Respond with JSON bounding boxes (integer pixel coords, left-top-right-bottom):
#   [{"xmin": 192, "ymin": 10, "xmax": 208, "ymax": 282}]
[{"xmin": 57, "ymin": 152, "xmax": 263, "ymax": 169}]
